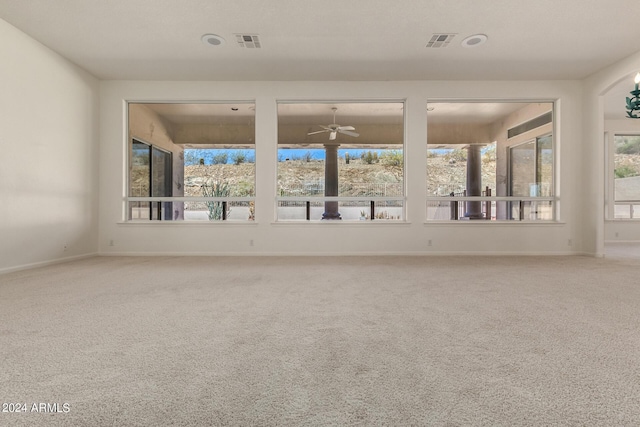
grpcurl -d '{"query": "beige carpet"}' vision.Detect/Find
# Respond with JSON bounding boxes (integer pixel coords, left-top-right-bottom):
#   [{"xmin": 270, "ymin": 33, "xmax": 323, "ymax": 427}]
[{"xmin": 1, "ymin": 255, "xmax": 640, "ymax": 426}]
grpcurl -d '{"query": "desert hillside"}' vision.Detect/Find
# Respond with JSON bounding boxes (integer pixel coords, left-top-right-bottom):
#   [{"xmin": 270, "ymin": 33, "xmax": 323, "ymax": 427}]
[{"xmin": 183, "ymin": 156, "xmax": 497, "ymax": 197}]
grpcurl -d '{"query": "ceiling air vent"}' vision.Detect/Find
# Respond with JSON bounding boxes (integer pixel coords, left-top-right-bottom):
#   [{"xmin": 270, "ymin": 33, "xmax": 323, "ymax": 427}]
[
  {"xmin": 426, "ymin": 34, "xmax": 456, "ymax": 48},
  {"xmin": 235, "ymin": 34, "xmax": 261, "ymax": 48}
]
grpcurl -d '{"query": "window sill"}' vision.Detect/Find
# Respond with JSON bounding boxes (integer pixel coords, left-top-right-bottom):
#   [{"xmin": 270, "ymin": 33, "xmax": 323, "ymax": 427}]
[
  {"xmin": 272, "ymin": 220, "xmax": 411, "ymax": 226},
  {"xmin": 424, "ymin": 221, "xmax": 566, "ymax": 226},
  {"xmin": 117, "ymin": 221, "xmax": 258, "ymax": 226}
]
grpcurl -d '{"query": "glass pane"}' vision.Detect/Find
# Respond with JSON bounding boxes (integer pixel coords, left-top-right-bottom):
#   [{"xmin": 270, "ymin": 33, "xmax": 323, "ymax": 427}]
[
  {"xmin": 613, "ymin": 136, "xmax": 640, "ymax": 220},
  {"xmin": 537, "ymin": 134, "xmax": 553, "ymax": 196},
  {"xmin": 535, "ymin": 200, "xmax": 554, "ymax": 220},
  {"xmin": 277, "ymin": 149, "xmax": 325, "ymax": 196},
  {"xmin": 277, "ymin": 200, "xmax": 324, "ymax": 221},
  {"xmin": 151, "ymin": 147, "xmax": 171, "ymax": 197},
  {"xmin": 276, "ymin": 199, "xmax": 403, "ymax": 221},
  {"xmin": 277, "ymin": 102, "xmax": 404, "ymax": 220},
  {"xmin": 130, "ymin": 141, "xmax": 150, "ymax": 220},
  {"xmin": 129, "ymin": 102, "xmax": 256, "ymax": 222},
  {"xmin": 370, "ymin": 200, "xmax": 403, "ymax": 220},
  {"xmin": 130, "ymin": 141, "xmax": 150, "ymax": 197},
  {"xmin": 151, "ymin": 147, "xmax": 172, "ymax": 220},
  {"xmin": 184, "ymin": 148, "xmax": 256, "ymax": 198},
  {"xmin": 427, "ymin": 148, "xmax": 468, "ymax": 196},
  {"xmin": 130, "ymin": 201, "xmax": 150, "ymax": 220},
  {"xmin": 427, "ymin": 102, "xmax": 553, "ymax": 221},
  {"xmin": 510, "ymin": 140, "xmax": 536, "ymax": 197},
  {"xmin": 426, "ymin": 199, "xmax": 455, "ymax": 220}
]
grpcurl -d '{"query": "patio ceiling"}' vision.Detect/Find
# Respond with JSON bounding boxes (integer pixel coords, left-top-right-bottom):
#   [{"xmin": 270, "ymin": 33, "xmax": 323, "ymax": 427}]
[{"xmin": 140, "ymin": 101, "xmax": 542, "ymax": 148}]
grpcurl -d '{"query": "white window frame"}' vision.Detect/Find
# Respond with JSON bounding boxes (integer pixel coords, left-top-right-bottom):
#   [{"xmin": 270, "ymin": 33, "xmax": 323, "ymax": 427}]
[
  {"xmin": 425, "ymin": 99, "xmax": 558, "ymax": 223},
  {"xmin": 275, "ymin": 100, "xmax": 407, "ymax": 222},
  {"xmin": 606, "ymin": 132, "xmax": 640, "ymax": 220}
]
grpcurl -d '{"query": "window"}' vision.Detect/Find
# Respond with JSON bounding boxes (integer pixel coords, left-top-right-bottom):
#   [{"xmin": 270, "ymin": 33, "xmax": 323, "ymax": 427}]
[
  {"xmin": 276, "ymin": 102, "xmax": 404, "ymax": 221},
  {"xmin": 127, "ymin": 102, "xmax": 255, "ymax": 221},
  {"xmin": 611, "ymin": 134, "xmax": 640, "ymax": 219},
  {"xmin": 426, "ymin": 101, "xmax": 555, "ymax": 221}
]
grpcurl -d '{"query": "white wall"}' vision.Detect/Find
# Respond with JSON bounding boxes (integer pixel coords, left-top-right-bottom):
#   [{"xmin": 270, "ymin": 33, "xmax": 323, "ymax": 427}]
[
  {"xmin": 0, "ymin": 19, "xmax": 100, "ymax": 273},
  {"xmin": 99, "ymin": 80, "xmax": 584, "ymax": 256}
]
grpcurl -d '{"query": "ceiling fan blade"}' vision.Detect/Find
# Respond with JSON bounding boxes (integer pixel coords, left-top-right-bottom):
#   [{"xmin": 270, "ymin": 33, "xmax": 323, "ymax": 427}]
[
  {"xmin": 338, "ymin": 130, "xmax": 359, "ymax": 137},
  {"xmin": 307, "ymin": 129, "xmax": 329, "ymax": 135},
  {"xmin": 329, "ymin": 131, "xmax": 337, "ymax": 140},
  {"xmin": 337, "ymin": 125, "xmax": 355, "ymax": 131}
]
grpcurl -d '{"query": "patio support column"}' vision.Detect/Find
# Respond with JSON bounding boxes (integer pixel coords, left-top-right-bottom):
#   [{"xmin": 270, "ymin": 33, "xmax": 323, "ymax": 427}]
[
  {"xmin": 322, "ymin": 143, "xmax": 341, "ymax": 220},
  {"xmin": 464, "ymin": 144, "xmax": 484, "ymax": 219}
]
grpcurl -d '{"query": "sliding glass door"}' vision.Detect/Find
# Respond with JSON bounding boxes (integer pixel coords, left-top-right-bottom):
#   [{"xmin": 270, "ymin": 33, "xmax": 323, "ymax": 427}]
[
  {"xmin": 130, "ymin": 140, "xmax": 173, "ymax": 220},
  {"xmin": 508, "ymin": 134, "xmax": 553, "ymax": 220}
]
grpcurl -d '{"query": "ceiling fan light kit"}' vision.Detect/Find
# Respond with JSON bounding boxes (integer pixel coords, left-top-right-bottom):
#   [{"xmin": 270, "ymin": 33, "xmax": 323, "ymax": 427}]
[{"xmin": 307, "ymin": 107, "xmax": 360, "ymax": 140}]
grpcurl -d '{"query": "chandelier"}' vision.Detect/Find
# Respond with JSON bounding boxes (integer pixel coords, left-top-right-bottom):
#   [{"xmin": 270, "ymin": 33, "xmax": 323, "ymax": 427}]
[{"xmin": 626, "ymin": 73, "xmax": 640, "ymax": 118}]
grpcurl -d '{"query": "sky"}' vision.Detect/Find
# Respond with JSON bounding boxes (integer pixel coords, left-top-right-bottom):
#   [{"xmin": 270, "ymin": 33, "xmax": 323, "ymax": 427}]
[{"xmin": 184, "ymin": 148, "xmax": 400, "ymax": 165}]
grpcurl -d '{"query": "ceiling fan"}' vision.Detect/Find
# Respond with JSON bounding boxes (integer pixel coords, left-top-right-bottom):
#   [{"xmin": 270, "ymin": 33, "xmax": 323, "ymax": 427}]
[{"xmin": 307, "ymin": 107, "xmax": 360, "ymax": 141}]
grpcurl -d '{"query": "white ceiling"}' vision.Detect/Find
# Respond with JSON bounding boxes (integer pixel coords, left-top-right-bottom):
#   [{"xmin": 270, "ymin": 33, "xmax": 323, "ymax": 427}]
[{"xmin": 1, "ymin": 0, "xmax": 640, "ymax": 82}]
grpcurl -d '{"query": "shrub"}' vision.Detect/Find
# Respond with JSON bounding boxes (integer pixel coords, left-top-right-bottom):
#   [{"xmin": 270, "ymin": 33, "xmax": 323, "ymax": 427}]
[
  {"xmin": 301, "ymin": 151, "xmax": 313, "ymax": 162},
  {"xmin": 361, "ymin": 151, "xmax": 379, "ymax": 164},
  {"xmin": 482, "ymin": 145, "xmax": 497, "ymax": 164},
  {"xmin": 212, "ymin": 152, "xmax": 228, "ymax": 165},
  {"xmin": 201, "ymin": 180, "xmax": 231, "ymax": 220},
  {"xmin": 380, "ymin": 150, "xmax": 403, "ymax": 166},
  {"xmin": 616, "ymin": 137, "xmax": 640, "ymax": 155},
  {"xmin": 183, "ymin": 150, "xmax": 200, "ymax": 166},
  {"xmin": 615, "ymin": 165, "xmax": 639, "ymax": 179},
  {"xmin": 233, "ymin": 181, "xmax": 255, "ymax": 197},
  {"xmin": 231, "ymin": 150, "xmax": 247, "ymax": 165},
  {"xmin": 445, "ymin": 149, "xmax": 467, "ymax": 163}
]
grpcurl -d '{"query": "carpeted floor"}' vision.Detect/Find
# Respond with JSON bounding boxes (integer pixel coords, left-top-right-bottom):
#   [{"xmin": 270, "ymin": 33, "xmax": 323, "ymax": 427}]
[{"xmin": 1, "ymin": 255, "xmax": 640, "ymax": 426}]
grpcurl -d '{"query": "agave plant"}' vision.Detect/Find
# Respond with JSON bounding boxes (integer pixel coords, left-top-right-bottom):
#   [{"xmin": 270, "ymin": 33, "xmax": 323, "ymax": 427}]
[{"xmin": 201, "ymin": 180, "xmax": 231, "ymax": 220}]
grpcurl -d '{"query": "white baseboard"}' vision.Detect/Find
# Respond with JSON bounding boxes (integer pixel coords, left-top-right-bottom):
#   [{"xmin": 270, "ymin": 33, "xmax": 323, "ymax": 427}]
[
  {"xmin": 0, "ymin": 253, "xmax": 98, "ymax": 275},
  {"xmin": 1, "ymin": 250, "xmax": 593, "ymax": 274},
  {"xmin": 98, "ymin": 250, "xmax": 585, "ymax": 257}
]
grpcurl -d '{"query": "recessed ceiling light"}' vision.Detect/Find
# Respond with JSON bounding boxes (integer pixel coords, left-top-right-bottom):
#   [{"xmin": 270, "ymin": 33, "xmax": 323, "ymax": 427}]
[
  {"xmin": 201, "ymin": 34, "xmax": 225, "ymax": 46},
  {"xmin": 461, "ymin": 34, "xmax": 487, "ymax": 48}
]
